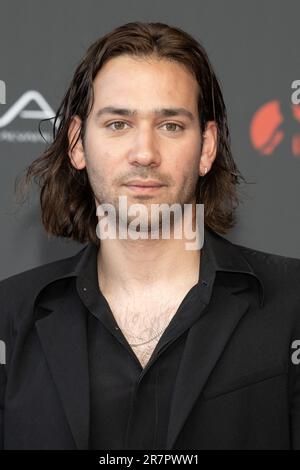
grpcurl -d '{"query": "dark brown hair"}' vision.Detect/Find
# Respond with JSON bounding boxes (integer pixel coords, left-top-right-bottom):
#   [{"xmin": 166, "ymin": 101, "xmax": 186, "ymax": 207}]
[{"xmin": 15, "ymin": 21, "xmax": 246, "ymax": 245}]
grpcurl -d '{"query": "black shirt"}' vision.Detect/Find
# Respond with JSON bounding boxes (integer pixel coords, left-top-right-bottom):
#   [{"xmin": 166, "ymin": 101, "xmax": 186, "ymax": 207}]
[{"xmin": 74, "ymin": 232, "xmax": 218, "ymax": 450}]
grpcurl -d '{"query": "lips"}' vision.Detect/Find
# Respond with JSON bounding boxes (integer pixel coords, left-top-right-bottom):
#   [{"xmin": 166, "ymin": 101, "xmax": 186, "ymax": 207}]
[
  {"xmin": 124, "ymin": 180, "xmax": 164, "ymax": 188},
  {"xmin": 123, "ymin": 180, "xmax": 165, "ymax": 194}
]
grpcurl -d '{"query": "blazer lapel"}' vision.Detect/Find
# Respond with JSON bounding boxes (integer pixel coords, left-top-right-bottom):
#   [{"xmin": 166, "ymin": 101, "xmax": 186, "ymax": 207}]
[
  {"xmin": 165, "ymin": 282, "xmax": 251, "ymax": 450},
  {"xmin": 34, "ymin": 278, "xmax": 90, "ymax": 450}
]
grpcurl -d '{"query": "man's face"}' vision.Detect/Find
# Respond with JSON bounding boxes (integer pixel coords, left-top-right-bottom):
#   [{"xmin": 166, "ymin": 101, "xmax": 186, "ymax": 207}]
[{"xmin": 71, "ymin": 54, "xmax": 204, "ymax": 228}]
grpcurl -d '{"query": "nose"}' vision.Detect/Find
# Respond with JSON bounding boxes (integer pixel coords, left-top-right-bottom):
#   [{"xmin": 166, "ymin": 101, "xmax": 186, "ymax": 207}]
[{"xmin": 127, "ymin": 124, "xmax": 161, "ymax": 167}]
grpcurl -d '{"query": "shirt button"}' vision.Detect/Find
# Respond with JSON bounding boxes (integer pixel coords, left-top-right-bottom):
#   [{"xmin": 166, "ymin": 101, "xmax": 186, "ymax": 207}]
[
  {"xmin": 82, "ymin": 287, "xmax": 87, "ymax": 292},
  {"xmin": 201, "ymin": 280, "xmax": 208, "ymax": 287}
]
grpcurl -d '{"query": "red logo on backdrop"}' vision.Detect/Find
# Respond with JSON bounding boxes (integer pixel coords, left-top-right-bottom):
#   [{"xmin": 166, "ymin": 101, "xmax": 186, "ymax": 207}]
[{"xmin": 250, "ymin": 101, "xmax": 300, "ymax": 157}]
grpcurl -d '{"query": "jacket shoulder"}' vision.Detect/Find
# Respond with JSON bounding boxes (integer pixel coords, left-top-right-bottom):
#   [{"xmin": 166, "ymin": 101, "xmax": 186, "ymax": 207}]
[
  {"xmin": 0, "ymin": 246, "xmax": 86, "ymax": 308},
  {"xmin": 236, "ymin": 242, "xmax": 300, "ymax": 269},
  {"xmin": 233, "ymin": 241, "xmax": 300, "ymax": 298},
  {"xmin": 0, "ymin": 245, "xmax": 87, "ymax": 370}
]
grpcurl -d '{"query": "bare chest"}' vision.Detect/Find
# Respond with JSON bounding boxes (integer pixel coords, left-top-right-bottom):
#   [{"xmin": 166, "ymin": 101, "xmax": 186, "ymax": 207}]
[{"xmin": 104, "ymin": 294, "xmax": 186, "ymax": 368}]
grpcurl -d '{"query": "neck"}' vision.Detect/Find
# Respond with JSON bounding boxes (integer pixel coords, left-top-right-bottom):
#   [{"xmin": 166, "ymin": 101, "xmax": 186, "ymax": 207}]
[{"xmin": 97, "ymin": 204, "xmax": 202, "ymax": 296}]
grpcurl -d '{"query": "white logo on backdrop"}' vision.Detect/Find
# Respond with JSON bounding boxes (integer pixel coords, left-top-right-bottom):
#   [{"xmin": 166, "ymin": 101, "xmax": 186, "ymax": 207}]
[
  {"xmin": 0, "ymin": 90, "xmax": 55, "ymax": 127},
  {"xmin": 0, "ymin": 90, "xmax": 58, "ymax": 143}
]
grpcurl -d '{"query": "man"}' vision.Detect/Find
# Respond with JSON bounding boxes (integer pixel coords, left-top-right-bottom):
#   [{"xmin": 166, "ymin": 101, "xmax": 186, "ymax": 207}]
[{"xmin": 1, "ymin": 21, "xmax": 300, "ymax": 450}]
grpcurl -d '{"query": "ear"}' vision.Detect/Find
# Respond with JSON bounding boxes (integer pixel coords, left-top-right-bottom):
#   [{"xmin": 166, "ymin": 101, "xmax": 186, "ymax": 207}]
[
  {"xmin": 199, "ymin": 121, "xmax": 217, "ymax": 176},
  {"xmin": 68, "ymin": 115, "xmax": 86, "ymax": 170}
]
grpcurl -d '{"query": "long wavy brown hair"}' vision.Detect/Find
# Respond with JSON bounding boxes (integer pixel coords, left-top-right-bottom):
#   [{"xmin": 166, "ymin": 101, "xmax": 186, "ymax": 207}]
[{"xmin": 15, "ymin": 21, "xmax": 247, "ymax": 245}]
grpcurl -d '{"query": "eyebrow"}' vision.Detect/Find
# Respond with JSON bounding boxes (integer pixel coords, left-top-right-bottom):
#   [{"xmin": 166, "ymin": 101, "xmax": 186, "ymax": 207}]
[{"xmin": 94, "ymin": 106, "xmax": 195, "ymax": 122}]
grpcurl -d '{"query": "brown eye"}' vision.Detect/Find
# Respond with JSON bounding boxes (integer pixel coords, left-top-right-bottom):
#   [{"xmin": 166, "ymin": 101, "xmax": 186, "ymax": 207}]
[
  {"xmin": 162, "ymin": 122, "xmax": 184, "ymax": 132},
  {"xmin": 106, "ymin": 121, "xmax": 129, "ymax": 131}
]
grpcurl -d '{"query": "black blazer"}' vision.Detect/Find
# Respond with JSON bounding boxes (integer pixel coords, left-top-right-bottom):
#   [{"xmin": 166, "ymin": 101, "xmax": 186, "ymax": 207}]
[{"xmin": 1, "ymin": 229, "xmax": 300, "ymax": 450}]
